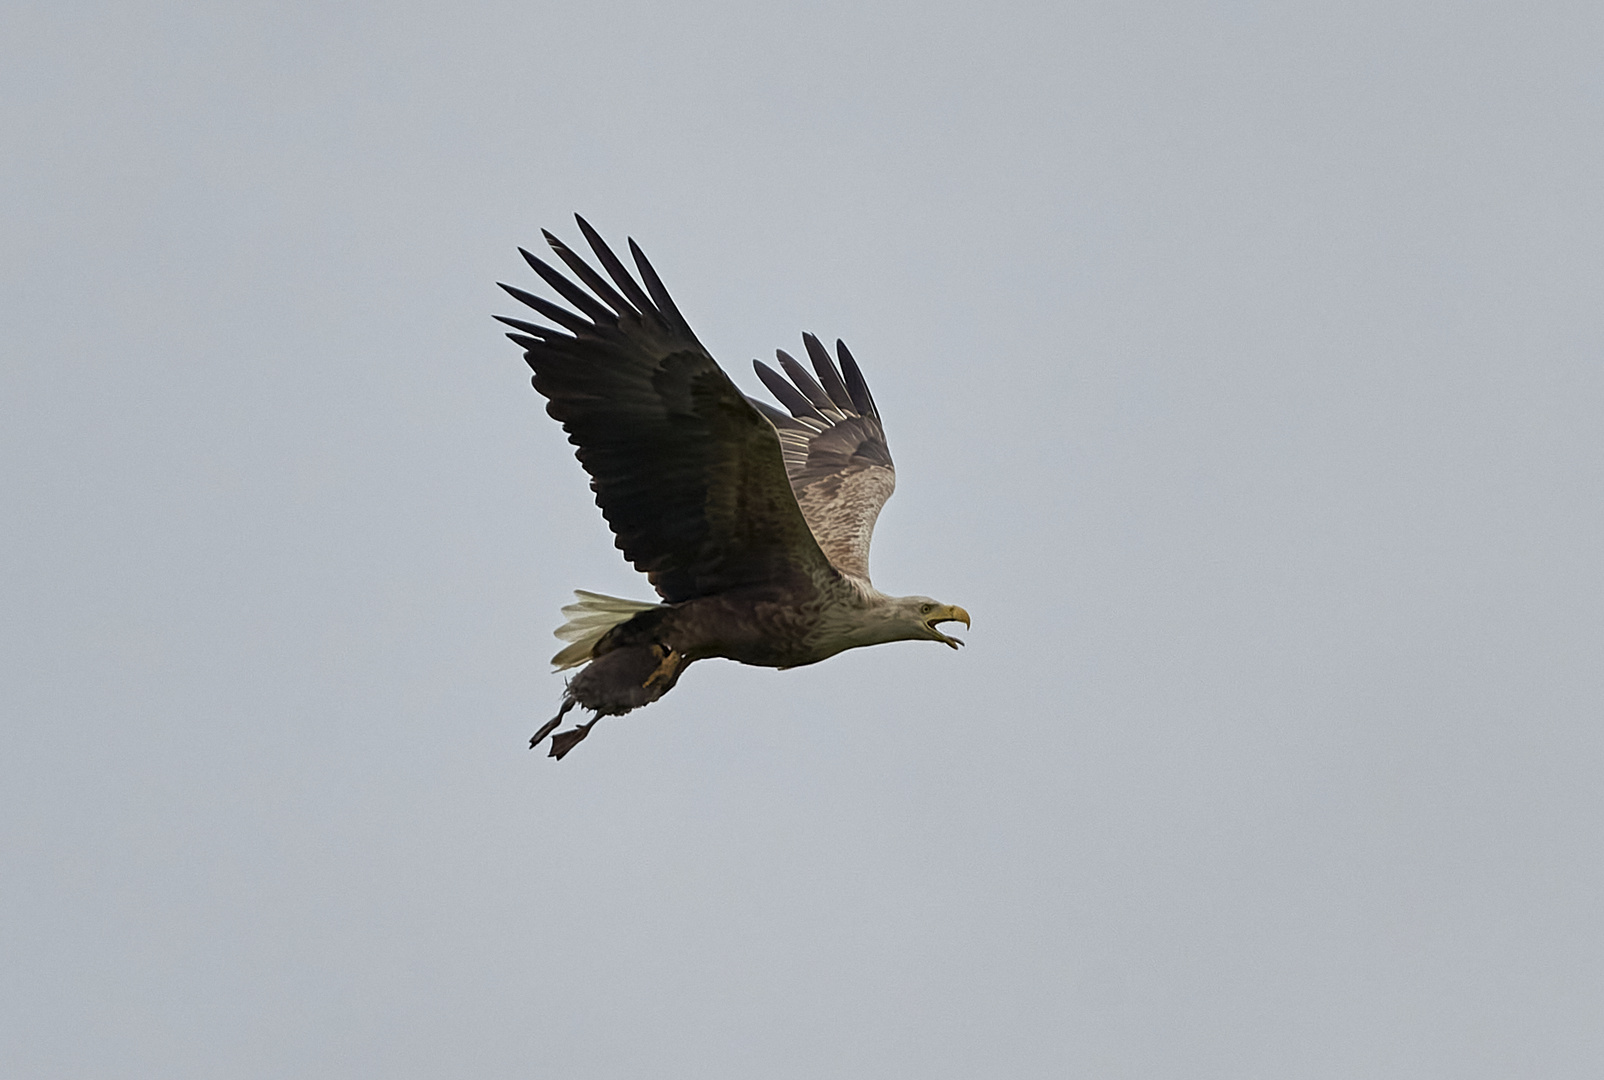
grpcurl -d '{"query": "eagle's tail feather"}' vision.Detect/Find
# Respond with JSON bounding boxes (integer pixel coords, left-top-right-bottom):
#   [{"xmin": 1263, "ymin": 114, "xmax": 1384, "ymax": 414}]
[{"xmin": 550, "ymin": 589, "xmax": 663, "ymax": 670}]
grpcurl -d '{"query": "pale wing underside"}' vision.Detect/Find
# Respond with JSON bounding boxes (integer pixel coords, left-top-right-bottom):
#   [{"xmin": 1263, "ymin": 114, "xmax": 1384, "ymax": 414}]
[{"xmin": 749, "ymin": 334, "xmax": 895, "ymax": 585}]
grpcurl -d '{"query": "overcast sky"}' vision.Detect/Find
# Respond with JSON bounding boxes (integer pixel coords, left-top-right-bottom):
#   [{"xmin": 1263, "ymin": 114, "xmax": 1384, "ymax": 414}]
[{"xmin": 5, "ymin": 1, "xmax": 1602, "ymax": 1077}]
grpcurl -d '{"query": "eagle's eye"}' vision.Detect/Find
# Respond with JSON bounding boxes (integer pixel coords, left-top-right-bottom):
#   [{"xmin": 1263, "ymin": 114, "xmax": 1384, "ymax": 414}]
[{"xmin": 919, "ymin": 603, "xmax": 933, "ymax": 615}]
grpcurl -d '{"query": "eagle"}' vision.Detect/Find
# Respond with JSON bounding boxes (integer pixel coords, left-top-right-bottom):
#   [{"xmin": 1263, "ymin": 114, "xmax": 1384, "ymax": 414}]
[{"xmin": 497, "ymin": 217, "xmax": 970, "ymax": 759}]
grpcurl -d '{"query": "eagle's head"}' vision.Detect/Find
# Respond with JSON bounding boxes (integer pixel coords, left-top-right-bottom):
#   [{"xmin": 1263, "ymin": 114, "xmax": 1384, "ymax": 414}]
[{"xmin": 900, "ymin": 595, "xmax": 971, "ymax": 649}]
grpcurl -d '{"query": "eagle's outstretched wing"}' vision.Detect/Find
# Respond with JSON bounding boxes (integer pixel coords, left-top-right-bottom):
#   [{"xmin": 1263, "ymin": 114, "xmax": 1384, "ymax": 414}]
[
  {"xmin": 749, "ymin": 335, "xmax": 896, "ymax": 585},
  {"xmin": 496, "ymin": 217, "xmax": 837, "ymax": 603}
]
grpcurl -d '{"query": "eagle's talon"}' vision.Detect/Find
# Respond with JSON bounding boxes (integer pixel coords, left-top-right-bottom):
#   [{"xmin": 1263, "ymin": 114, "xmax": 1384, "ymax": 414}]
[{"xmin": 642, "ymin": 643, "xmax": 680, "ymax": 689}]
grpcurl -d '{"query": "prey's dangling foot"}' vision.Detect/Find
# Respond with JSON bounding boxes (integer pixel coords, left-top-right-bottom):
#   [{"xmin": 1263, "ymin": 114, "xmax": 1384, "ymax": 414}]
[
  {"xmin": 531, "ymin": 697, "xmax": 577, "ymax": 750},
  {"xmin": 548, "ymin": 717, "xmax": 599, "ymax": 760}
]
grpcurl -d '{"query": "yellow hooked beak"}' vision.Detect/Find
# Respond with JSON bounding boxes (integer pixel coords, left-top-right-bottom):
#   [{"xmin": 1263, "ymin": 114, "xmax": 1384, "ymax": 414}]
[{"xmin": 927, "ymin": 605, "xmax": 971, "ymax": 649}]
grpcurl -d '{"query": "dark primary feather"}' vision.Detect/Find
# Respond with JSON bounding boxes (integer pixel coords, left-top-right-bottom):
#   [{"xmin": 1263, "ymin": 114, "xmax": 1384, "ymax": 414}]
[
  {"xmin": 802, "ymin": 333, "xmax": 853, "ymax": 411},
  {"xmin": 498, "ymin": 282, "xmax": 594, "ymax": 335},
  {"xmin": 776, "ymin": 349, "xmax": 835, "ymax": 413},
  {"xmin": 497, "ymin": 216, "xmax": 835, "ymax": 603},
  {"xmin": 753, "ymin": 360, "xmax": 827, "ymax": 423},
  {"xmin": 519, "ymin": 246, "xmax": 615, "ymax": 324},
  {"xmin": 628, "ymin": 237, "xmax": 695, "ymax": 338},
  {"xmin": 834, "ymin": 339, "xmax": 879, "ymax": 420},
  {"xmin": 575, "ymin": 216, "xmax": 655, "ymax": 315},
  {"xmin": 542, "ymin": 229, "xmax": 641, "ymax": 319}
]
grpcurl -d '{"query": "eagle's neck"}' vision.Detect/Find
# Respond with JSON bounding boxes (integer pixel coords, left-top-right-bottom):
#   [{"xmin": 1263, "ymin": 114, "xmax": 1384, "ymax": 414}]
[{"xmin": 814, "ymin": 585, "xmax": 920, "ymax": 652}]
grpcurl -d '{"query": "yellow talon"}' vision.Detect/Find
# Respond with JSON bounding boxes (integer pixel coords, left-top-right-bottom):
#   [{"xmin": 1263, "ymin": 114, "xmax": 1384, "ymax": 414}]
[{"xmin": 642, "ymin": 644, "xmax": 679, "ymax": 689}]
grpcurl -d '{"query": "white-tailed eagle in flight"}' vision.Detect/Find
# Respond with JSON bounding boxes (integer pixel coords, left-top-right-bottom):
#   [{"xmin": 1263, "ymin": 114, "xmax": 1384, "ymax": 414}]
[{"xmin": 497, "ymin": 217, "xmax": 969, "ymax": 758}]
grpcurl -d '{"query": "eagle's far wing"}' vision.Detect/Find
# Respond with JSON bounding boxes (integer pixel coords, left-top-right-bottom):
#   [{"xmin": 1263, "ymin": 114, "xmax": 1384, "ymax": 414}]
[
  {"xmin": 749, "ymin": 336, "xmax": 896, "ymax": 585},
  {"xmin": 497, "ymin": 218, "xmax": 837, "ymax": 604}
]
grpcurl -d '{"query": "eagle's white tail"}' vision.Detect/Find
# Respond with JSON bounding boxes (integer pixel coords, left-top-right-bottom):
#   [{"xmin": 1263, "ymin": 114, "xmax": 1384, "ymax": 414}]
[{"xmin": 551, "ymin": 590, "xmax": 664, "ymax": 670}]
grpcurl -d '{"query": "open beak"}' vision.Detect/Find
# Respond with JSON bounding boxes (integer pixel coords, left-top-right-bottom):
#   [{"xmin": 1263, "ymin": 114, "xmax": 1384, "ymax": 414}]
[{"xmin": 927, "ymin": 605, "xmax": 971, "ymax": 649}]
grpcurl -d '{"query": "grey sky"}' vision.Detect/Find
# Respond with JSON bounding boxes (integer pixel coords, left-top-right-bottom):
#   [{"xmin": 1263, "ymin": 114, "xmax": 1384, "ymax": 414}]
[{"xmin": 5, "ymin": 1, "xmax": 1602, "ymax": 1076}]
